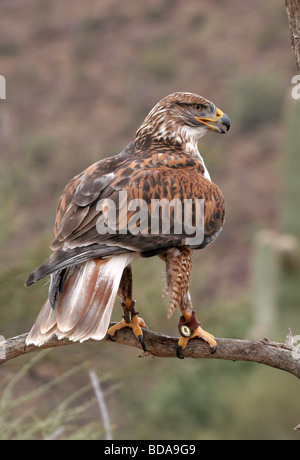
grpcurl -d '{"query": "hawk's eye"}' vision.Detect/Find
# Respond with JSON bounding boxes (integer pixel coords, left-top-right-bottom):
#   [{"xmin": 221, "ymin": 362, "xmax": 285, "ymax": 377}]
[{"xmin": 193, "ymin": 104, "xmax": 203, "ymax": 111}]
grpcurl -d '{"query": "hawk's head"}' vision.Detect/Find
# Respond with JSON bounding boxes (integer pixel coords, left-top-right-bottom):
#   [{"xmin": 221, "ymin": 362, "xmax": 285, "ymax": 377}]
[{"xmin": 136, "ymin": 92, "xmax": 230, "ymax": 147}]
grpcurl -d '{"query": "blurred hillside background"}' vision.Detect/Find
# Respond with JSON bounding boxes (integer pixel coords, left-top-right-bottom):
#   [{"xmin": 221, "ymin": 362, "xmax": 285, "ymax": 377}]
[{"xmin": 0, "ymin": 0, "xmax": 300, "ymax": 440}]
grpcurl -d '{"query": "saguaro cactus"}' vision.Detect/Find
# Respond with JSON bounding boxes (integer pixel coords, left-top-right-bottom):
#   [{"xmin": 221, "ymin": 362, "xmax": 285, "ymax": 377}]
[
  {"xmin": 251, "ymin": 230, "xmax": 280, "ymax": 338},
  {"xmin": 282, "ymin": 100, "xmax": 300, "ymax": 237},
  {"xmin": 251, "ymin": 98, "xmax": 300, "ymax": 338},
  {"xmin": 280, "ymin": 98, "xmax": 300, "ymax": 314}
]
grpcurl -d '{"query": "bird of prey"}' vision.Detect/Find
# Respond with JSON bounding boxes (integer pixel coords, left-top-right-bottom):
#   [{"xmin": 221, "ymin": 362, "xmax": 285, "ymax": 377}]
[{"xmin": 25, "ymin": 92, "xmax": 230, "ymax": 359}]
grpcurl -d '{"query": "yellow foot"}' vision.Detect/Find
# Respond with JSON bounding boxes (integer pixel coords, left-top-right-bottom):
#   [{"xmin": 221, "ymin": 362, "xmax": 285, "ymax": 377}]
[
  {"xmin": 107, "ymin": 304, "xmax": 147, "ymax": 351},
  {"xmin": 177, "ymin": 310, "xmax": 217, "ymax": 359}
]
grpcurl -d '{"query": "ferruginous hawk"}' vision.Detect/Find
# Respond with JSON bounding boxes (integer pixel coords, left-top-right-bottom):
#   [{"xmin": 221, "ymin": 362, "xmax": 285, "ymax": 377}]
[{"xmin": 25, "ymin": 92, "xmax": 230, "ymax": 359}]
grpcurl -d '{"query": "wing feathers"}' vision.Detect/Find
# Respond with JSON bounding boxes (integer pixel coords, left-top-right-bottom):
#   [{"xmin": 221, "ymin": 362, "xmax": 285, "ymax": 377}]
[{"xmin": 25, "ymin": 244, "xmax": 133, "ymax": 286}]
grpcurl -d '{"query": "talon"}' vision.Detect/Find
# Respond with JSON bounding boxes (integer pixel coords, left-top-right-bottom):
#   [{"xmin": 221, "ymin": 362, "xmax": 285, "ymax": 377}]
[
  {"xmin": 107, "ymin": 333, "xmax": 116, "ymax": 342},
  {"xmin": 210, "ymin": 345, "xmax": 218, "ymax": 355},
  {"xmin": 107, "ymin": 301, "xmax": 147, "ymax": 351},
  {"xmin": 138, "ymin": 334, "xmax": 147, "ymax": 352},
  {"xmin": 177, "ymin": 311, "xmax": 217, "ymax": 355},
  {"xmin": 176, "ymin": 345, "xmax": 184, "ymax": 360}
]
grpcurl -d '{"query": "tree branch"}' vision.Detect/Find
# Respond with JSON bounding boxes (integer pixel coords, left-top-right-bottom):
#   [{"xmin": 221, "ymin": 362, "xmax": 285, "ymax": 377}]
[
  {"xmin": 285, "ymin": 0, "xmax": 300, "ymax": 72},
  {"xmin": 1, "ymin": 326, "xmax": 299, "ymax": 379}
]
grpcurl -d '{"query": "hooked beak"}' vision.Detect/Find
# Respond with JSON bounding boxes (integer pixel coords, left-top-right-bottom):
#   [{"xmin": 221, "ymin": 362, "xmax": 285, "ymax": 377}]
[{"xmin": 196, "ymin": 108, "xmax": 231, "ymax": 134}]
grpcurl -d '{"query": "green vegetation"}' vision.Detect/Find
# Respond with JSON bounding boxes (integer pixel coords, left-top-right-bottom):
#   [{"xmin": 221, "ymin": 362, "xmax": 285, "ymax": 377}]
[{"xmin": 0, "ymin": 351, "xmax": 119, "ymax": 440}]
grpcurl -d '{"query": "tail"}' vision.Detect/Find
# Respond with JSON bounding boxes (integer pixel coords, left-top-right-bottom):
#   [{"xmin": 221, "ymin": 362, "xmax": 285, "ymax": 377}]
[{"xmin": 26, "ymin": 254, "xmax": 135, "ymax": 346}]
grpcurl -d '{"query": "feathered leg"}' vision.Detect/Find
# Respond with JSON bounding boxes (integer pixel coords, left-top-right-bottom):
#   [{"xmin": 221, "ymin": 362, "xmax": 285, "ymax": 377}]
[
  {"xmin": 107, "ymin": 265, "xmax": 147, "ymax": 351},
  {"xmin": 160, "ymin": 247, "xmax": 217, "ymax": 359}
]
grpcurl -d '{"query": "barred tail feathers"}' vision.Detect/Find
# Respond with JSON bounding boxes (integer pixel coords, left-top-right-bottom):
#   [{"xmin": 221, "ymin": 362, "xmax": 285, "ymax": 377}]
[{"xmin": 26, "ymin": 254, "xmax": 135, "ymax": 346}]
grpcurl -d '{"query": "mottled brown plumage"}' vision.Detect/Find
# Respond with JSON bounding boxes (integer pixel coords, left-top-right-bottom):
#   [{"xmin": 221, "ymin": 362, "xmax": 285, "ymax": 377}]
[{"xmin": 25, "ymin": 92, "xmax": 230, "ymax": 356}]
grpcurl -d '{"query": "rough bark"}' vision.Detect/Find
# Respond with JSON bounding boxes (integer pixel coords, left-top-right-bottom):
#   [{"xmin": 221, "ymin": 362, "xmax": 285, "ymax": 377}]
[{"xmin": 286, "ymin": 0, "xmax": 300, "ymax": 72}]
